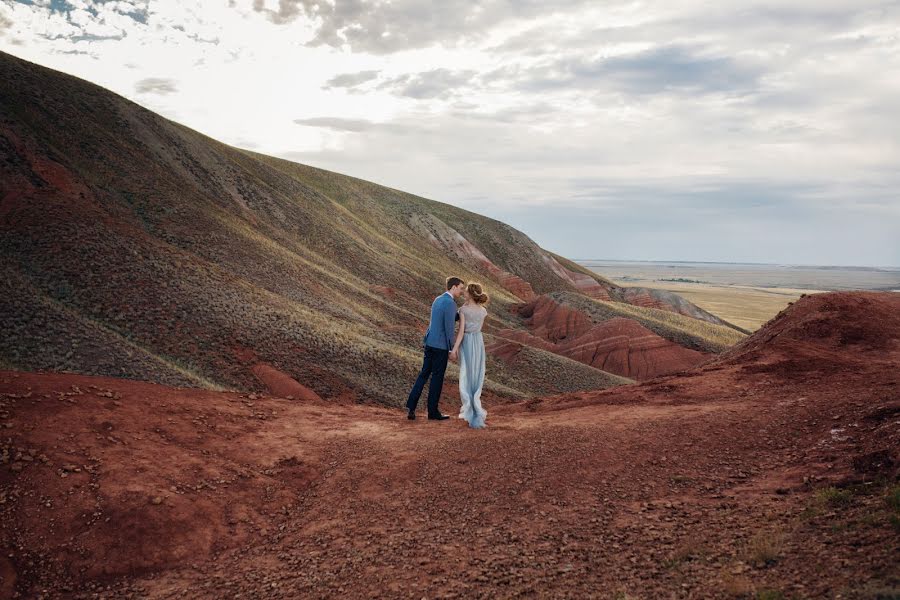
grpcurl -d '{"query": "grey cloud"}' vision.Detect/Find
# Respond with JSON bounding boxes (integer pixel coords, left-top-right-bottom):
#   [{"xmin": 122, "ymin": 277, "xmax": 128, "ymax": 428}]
[
  {"xmin": 135, "ymin": 77, "xmax": 178, "ymax": 95},
  {"xmin": 0, "ymin": 12, "xmax": 12, "ymax": 36},
  {"xmin": 377, "ymin": 68, "xmax": 476, "ymax": 99},
  {"xmin": 588, "ymin": 46, "xmax": 762, "ymax": 95},
  {"xmin": 360, "ymin": 44, "xmax": 762, "ymax": 105},
  {"xmin": 325, "ymin": 70, "xmax": 380, "ymax": 89},
  {"xmin": 293, "ymin": 117, "xmax": 375, "ymax": 132},
  {"xmin": 448, "ymin": 101, "xmax": 557, "ymax": 123},
  {"xmin": 247, "ymin": 0, "xmax": 598, "ymax": 54},
  {"xmin": 494, "ymin": 46, "xmax": 763, "ymax": 96}
]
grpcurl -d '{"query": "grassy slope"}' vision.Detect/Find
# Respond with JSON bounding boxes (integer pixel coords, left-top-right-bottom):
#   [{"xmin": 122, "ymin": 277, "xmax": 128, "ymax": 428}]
[{"xmin": 0, "ymin": 50, "xmax": 634, "ymax": 405}]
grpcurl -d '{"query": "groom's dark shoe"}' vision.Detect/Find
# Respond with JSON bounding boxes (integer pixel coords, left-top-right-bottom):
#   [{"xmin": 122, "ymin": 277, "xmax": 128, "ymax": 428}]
[
  {"xmin": 407, "ymin": 409, "xmax": 416, "ymax": 420},
  {"xmin": 428, "ymin": 413, "xmax": 449, "ymax": 421}
]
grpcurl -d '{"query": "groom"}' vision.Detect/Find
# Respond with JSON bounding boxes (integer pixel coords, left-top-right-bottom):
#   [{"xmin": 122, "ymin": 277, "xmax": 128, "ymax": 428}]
[{"xmin": 406, "ymin": 276, "xmax": 466, "ymax": 421}]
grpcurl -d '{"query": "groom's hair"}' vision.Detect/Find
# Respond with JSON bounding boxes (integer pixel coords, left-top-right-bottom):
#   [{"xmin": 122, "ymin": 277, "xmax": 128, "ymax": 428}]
[{"xmin": 446, "ymin": 276, "xmax": 464, "ymax": 290}]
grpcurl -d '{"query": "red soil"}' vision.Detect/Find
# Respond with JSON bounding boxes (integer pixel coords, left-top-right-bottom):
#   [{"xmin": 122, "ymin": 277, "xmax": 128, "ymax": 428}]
[
  {"xmin": 555, "ymin": 317, "xmax": 706, "ymax": 380},
  {"xmin": 542, "ymin": 254, "xmax": 615, "ymax": 300},
  {"xmin": 718, "ymin": 291, "xmax": 900, "ymax": 368},
  {"xmin": 251, "ymin": 363, "xmax": 323, "ymax": 402},
  {"xmin": 1, "ymin": 293, "xmax": 898, "ymax": 598},
  {"xmin": 493, "ymin": 271, "xmax": 536, "ymax": 301},
  {"xmin": 519, "ymin": 294, "xmax": 594, "ymax": 343},
  {"xmin": 483, "ymin": 337, "xmax": 527, "ymax": 363},
  {"xmin": 618, "ymin": 287, "xmax": 674, "ymax": 311},
  {"xmin": 367, "ymin": 284, "xmax": 397, "ymax": 299},
  {"xmin": 491, "ymin": 329, "xmax": 557, "ymax": 352},
  {"xmin": 484, "ymin": 329, "xmax": 556, "ymax": 363},
  {"xmin": 517, "ymin": 295, "xmax": 708, "ymax": 379}
]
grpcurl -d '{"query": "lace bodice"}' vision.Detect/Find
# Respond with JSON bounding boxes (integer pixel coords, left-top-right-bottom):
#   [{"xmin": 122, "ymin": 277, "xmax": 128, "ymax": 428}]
[{"xmin": 459, "ymin": 304, "xmax": 487, "ymax": 333}]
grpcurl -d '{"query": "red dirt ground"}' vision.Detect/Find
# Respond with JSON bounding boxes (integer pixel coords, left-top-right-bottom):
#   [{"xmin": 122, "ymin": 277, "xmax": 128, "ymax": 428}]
[
  {"xmin": 1, "ymin": 292, "xmax": 898, "ymax": 598},
  {"xmin": 250, "ymin": 364, "xmax": 323, "ymax": 402}
]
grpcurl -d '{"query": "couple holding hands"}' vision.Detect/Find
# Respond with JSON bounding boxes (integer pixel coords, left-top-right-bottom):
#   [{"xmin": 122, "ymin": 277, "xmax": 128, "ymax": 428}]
[{"xmin": 406, "ymin": 277, "xmax": 489, "ymax": 429}]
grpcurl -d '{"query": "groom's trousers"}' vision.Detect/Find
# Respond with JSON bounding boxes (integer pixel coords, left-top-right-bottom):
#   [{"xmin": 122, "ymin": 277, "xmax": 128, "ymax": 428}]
[{"xmin": 406, "ymin": 345, "xmax": 449, "ymax": 416}]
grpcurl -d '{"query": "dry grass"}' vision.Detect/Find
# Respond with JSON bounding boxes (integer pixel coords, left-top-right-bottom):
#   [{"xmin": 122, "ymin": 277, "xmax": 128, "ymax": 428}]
[
  {"xmin": 742, "ymin": 529, "xmax": 787, "ymax": 567},
  {"xmin": 720, "ymin": 571, "xmax": 755, "ymax": 597},
  {"xmin": 663, "ymin": 539, "xmax": 709, "ymax": 569},
  {"xmin": 816, "ymin": 486, "xmax": 854, "ymax": 508},
  {"xmin": 619, "ymin": 281, "xmax": 822, "ymax": 331}
]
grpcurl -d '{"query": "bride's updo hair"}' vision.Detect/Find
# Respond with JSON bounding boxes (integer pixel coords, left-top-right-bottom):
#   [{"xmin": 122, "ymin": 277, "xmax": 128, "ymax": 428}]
[{"xmin": 467, "ymin": 282, "xmax": 489, "ymax": 305}]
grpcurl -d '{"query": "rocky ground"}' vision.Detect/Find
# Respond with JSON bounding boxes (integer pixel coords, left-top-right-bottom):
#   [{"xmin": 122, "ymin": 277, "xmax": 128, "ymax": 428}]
[{"xmin": 1, "ymin": 293, "xmax": 898, "ymax": 599}]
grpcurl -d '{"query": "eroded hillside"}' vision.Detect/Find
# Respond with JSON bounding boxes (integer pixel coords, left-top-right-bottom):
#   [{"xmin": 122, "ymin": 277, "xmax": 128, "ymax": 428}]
[{"xmin": 0, "ymin": 50, "xmax": 744, "ymax": 405}]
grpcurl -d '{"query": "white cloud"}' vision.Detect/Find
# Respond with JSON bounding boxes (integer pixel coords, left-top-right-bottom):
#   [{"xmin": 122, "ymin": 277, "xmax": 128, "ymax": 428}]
[{"xmin": 1, "ymin": 0, "xmax": 898, "ymax": 266}]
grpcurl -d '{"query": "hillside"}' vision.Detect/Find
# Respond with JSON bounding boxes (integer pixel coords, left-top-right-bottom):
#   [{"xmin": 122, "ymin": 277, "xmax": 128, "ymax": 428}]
[
  {"xmin": 0, "ymin": 50, "xmax": 741, "ymax": 405},
  {"xmin": 485, "ymin": 292, "xmax": 746, "ymax": 381},
  {"xmin": 1, "ymin": 292, "xmax": 897, "ymax": 598}
]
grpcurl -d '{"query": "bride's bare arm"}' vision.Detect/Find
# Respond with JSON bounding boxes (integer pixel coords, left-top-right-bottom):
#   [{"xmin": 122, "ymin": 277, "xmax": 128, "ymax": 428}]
[{"xmin": 450, "ymin": 311, "xmax": 465, "ymax": 360}]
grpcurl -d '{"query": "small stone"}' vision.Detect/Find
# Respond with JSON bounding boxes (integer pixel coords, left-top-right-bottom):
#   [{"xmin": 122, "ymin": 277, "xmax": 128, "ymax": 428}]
[{"xmin": 151, "ymin": 496, "xmax": 163, "ymax": 505}]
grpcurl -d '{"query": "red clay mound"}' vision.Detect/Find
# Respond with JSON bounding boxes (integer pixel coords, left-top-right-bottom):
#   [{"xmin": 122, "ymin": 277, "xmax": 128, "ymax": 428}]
[
  {"xmin": 495, "ymin": 271, "xmax": 536, "ymax": 301},
  {"xmin": 251, "ymin": 363, "xmax": 323, "ymax": 401},
  {"xmin": 514, "ymin": 297, "xmax": 707, "ymax": 379},
  {"xmin": 617, "ymin": 287, "xmax": 675, "ymax": 312},
  {"xmin": 491, "ymin": 329, "xmax": 557, "ymax": 352},
  {"xmin": 519, "ymin": 295, "xmax": 593, "ymax": 342},
  {"xmin": 483, "ymin": 337, "xmax": 525, "ymax": 362},
  {"xmin": 555, "ymin": 317, "xmax": 706, "ymax": 380},
  {"xmin": 717, "ymin": 292, "xmax": 900, "ymax": 374}
]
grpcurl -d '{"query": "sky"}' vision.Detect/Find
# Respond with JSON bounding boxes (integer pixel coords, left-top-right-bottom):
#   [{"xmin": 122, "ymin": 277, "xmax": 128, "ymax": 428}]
[{"xmin": 1, "ymin": 0, "xmax": 899, "ymax": 267}]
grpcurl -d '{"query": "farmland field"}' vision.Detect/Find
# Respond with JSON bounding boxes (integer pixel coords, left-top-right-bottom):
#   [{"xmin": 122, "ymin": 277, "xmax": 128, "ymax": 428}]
[{"xmin": 579, "ymin": 260, "xmax": 900, "ymax": 330}]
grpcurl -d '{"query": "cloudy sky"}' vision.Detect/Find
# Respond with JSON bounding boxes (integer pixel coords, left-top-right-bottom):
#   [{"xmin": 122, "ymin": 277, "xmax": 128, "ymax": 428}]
[{"xmin": 2, "ymin": 0, "xmax": 899, "ymax": 266}]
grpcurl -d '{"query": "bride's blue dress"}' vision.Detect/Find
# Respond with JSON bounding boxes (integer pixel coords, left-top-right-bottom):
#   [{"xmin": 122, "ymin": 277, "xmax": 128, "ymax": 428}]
[{"xmin": 458, "ymin": 304, "xmax": 488, "ymax": 428}]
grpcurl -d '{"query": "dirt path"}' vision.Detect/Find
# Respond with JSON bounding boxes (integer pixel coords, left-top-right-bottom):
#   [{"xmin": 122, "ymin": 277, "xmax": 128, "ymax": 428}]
[{"xmin": 2, "ymin": 345, "xmax": 898, "ymax": 599}]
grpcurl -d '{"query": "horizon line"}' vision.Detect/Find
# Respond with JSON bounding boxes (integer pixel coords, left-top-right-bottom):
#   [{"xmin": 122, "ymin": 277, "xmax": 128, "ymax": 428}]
[{"xmin": 574, "ymin": 259, "xmax": 900, "ymax": 270}]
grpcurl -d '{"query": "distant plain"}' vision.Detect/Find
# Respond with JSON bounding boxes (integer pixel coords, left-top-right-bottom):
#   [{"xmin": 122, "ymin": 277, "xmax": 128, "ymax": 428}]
[{"xmin": 580, "ymin": 260, "xmax": 900, "ymax": 331}]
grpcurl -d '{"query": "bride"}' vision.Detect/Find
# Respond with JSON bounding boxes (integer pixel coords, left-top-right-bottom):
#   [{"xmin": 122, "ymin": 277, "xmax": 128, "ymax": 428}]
[{"xmin": 450, "ymin": 282, "xmax": 489, "ymax": 428}]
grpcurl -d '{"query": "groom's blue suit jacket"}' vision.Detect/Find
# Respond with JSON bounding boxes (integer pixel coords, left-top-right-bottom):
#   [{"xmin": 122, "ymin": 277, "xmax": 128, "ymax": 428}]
[{"xmin": 423, "ymin": 292, "xmax": 458, "ymax": 351}]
